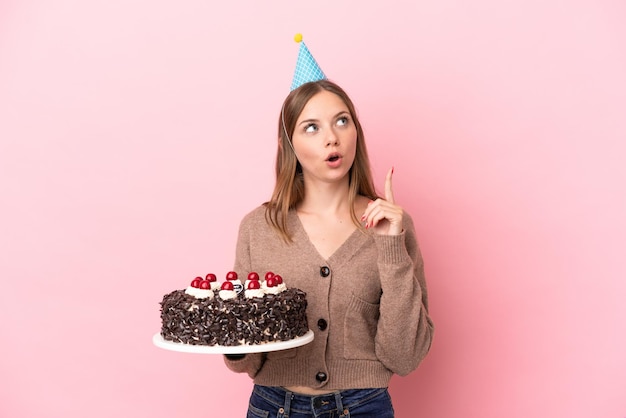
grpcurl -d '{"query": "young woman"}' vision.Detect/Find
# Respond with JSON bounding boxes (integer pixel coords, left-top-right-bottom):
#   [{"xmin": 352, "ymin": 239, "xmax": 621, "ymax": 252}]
[{"xmin": 224, "ymin": 79, "xmax": 434, "ymax": 418}]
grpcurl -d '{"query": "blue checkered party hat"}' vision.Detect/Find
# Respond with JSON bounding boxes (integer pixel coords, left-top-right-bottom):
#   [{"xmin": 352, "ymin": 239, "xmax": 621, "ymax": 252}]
[{"xmin": 290, "ymin": 34, "xmax": 327, "ymax": 91}]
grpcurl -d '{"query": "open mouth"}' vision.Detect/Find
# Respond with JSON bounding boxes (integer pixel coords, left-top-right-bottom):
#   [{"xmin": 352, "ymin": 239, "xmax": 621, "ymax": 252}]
[{"xmin": 326, "ymin": 153, "xmax": 341, "ymax": 162}]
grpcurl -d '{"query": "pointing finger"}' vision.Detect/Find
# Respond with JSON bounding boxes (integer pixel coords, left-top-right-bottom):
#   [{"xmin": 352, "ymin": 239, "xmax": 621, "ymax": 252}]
[{"xmin": 385, "ymin": 166, "xmax": 395, "ymax": 204}]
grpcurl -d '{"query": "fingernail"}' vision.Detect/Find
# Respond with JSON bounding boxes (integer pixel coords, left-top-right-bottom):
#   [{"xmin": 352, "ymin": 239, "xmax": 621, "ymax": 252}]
[
  {"xmin": 368, "ymin": 200, "xmax": 373, "ymax": 205},
  {"xmin": 392, "ymin": 166, "xmax": 395, "ymax": 175},
  {"xmin": 360, "ymin": 215, "xmax": 366, "ymax": 221}
]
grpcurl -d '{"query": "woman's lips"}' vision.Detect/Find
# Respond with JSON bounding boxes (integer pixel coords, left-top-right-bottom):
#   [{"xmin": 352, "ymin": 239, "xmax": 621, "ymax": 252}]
[
  {"xmin": 326, "ymin": 152, "xmax": 341, "ymax": 162},
  {"xmin": 325, "ymin": 153, "xmax": 342, "ymax": 167}
]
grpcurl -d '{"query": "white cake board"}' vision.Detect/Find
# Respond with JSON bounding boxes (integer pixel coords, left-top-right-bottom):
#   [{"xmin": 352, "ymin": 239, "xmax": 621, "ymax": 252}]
[{"xmin": 152, "ymin": 330, "xmax": 314, "ymax": 354}]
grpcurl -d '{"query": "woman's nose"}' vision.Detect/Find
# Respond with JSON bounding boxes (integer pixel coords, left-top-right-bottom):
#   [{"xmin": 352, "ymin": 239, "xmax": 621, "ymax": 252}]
[{"xmin": 326, "ymin": 129, "xmax": 339, "ymax": 146}]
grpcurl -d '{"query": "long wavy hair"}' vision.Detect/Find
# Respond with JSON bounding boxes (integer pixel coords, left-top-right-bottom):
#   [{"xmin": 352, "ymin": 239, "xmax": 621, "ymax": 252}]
[{"xmin": 265, "ymin": 80, "xmax": 380, "ymax": 242}]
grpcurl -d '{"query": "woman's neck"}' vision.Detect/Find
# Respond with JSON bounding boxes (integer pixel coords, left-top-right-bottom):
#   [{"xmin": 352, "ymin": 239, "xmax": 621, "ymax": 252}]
[{"xmin": 297, "ymin": 177, "xmax": 351, "ymax": 216}]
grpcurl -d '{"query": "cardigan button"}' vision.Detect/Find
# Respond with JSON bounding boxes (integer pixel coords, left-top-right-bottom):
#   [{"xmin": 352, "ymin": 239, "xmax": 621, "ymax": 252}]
[
  {"xmin": 320, "ymin": 266, "xmax": 330, "ymax": 277},
  {"xmin": 317, "ymin": 318, "xmax": 327, "ymax": 331},
  {"xmin": 315, "ymin": 372, "xmax": 328, "ymax": 382}
]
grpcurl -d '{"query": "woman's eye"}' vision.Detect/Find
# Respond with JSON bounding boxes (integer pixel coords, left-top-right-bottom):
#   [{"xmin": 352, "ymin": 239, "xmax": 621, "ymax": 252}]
[
  {"xmin": 337, "ymin": 116, "xmax": 349, "ymax": 126},
  {"xmin": 304, "ymin": 123, "xmax": 318, "ymax": 133}
]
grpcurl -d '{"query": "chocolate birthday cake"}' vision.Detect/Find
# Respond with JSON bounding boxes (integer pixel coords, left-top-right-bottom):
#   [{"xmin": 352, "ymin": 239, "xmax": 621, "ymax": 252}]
[{"xmin": 159, "ymin": 271, "xmax": 309, "ymax": 346}]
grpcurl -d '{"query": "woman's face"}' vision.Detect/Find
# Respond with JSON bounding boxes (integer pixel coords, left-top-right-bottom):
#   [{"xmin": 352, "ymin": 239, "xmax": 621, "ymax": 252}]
[{"xmin": 291, "ymin": 90, "xmax": 358, "ymax": 184}]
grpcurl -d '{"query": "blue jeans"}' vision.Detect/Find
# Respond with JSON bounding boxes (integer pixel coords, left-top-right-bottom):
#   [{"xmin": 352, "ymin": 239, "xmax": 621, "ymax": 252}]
[{"xmin": 247, "ymin": 385, "xmax": 395, "ymax": 418}]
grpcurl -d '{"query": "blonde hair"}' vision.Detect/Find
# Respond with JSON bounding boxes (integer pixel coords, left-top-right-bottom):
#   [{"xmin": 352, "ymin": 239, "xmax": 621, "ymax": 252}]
[{"xmin": 265, "ymin": 80, "xmax": 379, "ymax": 242}]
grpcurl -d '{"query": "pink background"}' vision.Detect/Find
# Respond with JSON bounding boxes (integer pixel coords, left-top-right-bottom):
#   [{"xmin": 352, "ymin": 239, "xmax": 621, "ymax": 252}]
[{"xmin": 1, "ymin": 1, "xmax": 625, "ymax": 417}]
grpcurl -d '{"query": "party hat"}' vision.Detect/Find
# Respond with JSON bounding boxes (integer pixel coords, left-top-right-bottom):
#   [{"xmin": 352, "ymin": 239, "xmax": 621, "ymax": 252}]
[{"xmin": 290, "ymin": 33, "xmax": 327, "ymax": 91}]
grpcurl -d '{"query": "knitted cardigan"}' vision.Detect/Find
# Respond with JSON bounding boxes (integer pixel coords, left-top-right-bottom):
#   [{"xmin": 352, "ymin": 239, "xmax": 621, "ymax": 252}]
[{"xmin": 223, "ymin": 206, "xmax": 434, "ymax": 390}]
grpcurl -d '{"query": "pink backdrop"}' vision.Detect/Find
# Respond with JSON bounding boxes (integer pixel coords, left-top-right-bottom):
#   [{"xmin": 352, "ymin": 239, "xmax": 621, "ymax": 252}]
[{"xmin": 1, "ymin": 1, "xmax": 625, "ymax": 417}]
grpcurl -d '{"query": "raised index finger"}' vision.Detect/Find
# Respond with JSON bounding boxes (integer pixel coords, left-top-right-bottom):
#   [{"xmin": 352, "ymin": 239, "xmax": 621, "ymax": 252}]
[{"xmin": 385, "ymin": 167, "xmax": 395, "ymax": 204}]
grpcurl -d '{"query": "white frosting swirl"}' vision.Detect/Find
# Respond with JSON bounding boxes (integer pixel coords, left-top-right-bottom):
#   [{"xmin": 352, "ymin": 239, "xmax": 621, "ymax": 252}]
[
  {"xmin": 244, "ymin": 288, "xmax": 265, "ymax": 299},
  {"xmin": 185, "ymin": 286, "xmax": 214, "ymax": 299},
  {"xmin": 219, "ymin": 289, "xmax": 237, "ymax": 300},
  {"xmin": 262, "ymin": 282, "xmax": 282, "ymax": 295},
  {"xmin": 209, "ymin": 281, "xmax": 221, "ymax": 291}
]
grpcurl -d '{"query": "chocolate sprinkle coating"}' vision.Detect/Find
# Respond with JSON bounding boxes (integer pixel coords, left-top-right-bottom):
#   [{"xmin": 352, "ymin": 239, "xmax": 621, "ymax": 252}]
[{"xmin": 159, "ymin": 288, "xmax": 309, "ymax": 346}]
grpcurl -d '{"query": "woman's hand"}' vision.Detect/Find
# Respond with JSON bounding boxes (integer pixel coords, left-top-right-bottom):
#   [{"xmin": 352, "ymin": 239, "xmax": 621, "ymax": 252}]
[{"xmin": 361, "ymin": 167, "xmax": 404, "ymax": 235}]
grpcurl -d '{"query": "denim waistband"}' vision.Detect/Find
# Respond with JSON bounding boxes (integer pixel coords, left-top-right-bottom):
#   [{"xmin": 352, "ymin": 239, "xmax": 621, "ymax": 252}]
[{"xmin": 252, "ymin": 384, "xmax": 388, "ymax": 417}]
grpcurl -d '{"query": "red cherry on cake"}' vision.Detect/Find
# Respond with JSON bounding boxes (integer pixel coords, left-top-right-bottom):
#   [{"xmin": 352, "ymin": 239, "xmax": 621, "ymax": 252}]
[
  {"xmin": 274, "ymin": 274, "xmax": 283, "ymax": 284},
  {"xmin": 191, "ymin": 277, "xmax": 203, "ymax": 288},
  {"xmin": 247, "ymin": 280, "xmax": 261, "ymax": 290},
  {"xmin": 264, "ymin": 271, "xmax": 275, "ymax": 280},
  {"xmin": 221, "ymin": 281, "xmax": 234, "ymax": 291},
  {"xmin": 226, "ymin": 271, "xmax": 238, "ymax": 281},
  {"xmin": 248, "ymin": 272, "xmax": 260, "ymax": 281},
  {"xmin": 206, "ymin": 273, "xmax": 217, "ymax": 282},
  {"xmin": 266, "ymin": 276, "xmax": 277, "ymax": 287},
  {"xmin": 199, "ymin": 280, "xmax": 211, "ymax": 290}
]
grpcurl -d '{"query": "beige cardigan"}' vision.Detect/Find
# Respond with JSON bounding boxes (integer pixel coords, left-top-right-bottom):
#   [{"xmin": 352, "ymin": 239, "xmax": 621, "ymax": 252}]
[{"xmin": 223, "ymin": 206, "xmax": 434, "ymax": 390}]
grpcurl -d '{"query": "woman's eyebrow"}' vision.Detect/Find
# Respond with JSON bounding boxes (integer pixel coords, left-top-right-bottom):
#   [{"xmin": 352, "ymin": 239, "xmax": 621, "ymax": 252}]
[
  {"xmin": 298, "ymin": 111, "xmax": 349, "ymax": 126},
  {"xmin": 298, "ymin": 118, "xmax": 319, "ymax": 126}
]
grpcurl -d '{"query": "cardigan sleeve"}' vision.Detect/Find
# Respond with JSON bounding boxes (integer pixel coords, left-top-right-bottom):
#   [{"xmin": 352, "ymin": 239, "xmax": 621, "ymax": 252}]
[
  {"xmin": 372, "ymin": 212, "xmax": 434, "ymax": 376},
  {"xmin": 222, "ymin": 209, "xmax": 266, "ymax": 377}
]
